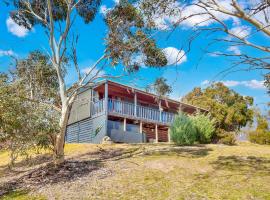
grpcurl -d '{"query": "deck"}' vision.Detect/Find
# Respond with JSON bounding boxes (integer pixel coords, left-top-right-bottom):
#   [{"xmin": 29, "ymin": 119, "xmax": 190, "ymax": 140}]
[{"xmin": 91, "ymin": 98, "xmax": 175, "ymax": 125}]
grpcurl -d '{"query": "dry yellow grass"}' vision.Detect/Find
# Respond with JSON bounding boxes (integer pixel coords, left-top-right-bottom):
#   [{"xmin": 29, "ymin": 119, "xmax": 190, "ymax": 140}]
[{"xmin": 1, "ymin": 142, "xmax": 270, "ymax": 200}]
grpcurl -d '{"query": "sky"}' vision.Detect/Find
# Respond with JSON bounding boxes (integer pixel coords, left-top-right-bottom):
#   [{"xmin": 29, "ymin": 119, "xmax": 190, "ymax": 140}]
[{"xmin": 0, "ymin": 0, "xmax": 269, "ymax": 114}]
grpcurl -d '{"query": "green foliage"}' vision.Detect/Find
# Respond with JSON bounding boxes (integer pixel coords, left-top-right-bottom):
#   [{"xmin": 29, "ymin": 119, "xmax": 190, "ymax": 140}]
[
  {"xmin": 170, "ymin": 113, "xmax": 197, "ymax": 145},
  {"xmin": 216, "ymin": 129, "xmax": 236, "ymax": 145},
  {"xmin": 265, "ymin": 73, "xmax": 270, "ymax": 95},
  {"xmin": 0, "ymin": 52, "xmax": 60, "ymax": 166},
  {"xmin": 151, "ymin": 77, "xmax": 172, "ymax": 97},
  {"xmin": 1, "ymin": 189, "xmax": 46, "ymax": 200},
  {"xmin": 105, "ymin": 1, "xmax": 167, "ymax": 71},
  {"xmin": 10, "ymin": 0, "xmax": 101, "ymax": 29},
  {"xmin": 248, "ymin": 110, "xmax": 270, "ymax": 145},
  {"xmin": 191, "ymin": 113, "xmax": 215, "ymax": 143},
  {"xmin": 256, "ymin": 115, "xmax": 269, "ymax": 131},
  {"xmin": 0, "ymin": 80, "xmax": 53, "ymax": 166},
  {"xmin": 183, "ymin": 82, "xmax": 254, "ymax": 142},
  {"xmin": 13, "ymin": 51, "xmax": 59, "ymax": 103},
  {"xmin": 249, "ymin": 130, "xmax": 270, "ymax": 145}
]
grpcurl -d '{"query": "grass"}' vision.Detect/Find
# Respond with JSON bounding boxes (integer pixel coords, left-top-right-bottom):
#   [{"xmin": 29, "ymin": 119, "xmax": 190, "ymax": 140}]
[
  {"xmin": 1, "ymin": 142, "xmax": 270, "ymax": 199},
  {"xmin": 0, "ymin": 190, "xmax": 45, "ymax": 200}
]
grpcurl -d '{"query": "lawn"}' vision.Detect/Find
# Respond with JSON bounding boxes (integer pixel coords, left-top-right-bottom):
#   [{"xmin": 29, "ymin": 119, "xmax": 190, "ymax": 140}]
[{"xmin": 1, "ymin": 142, "xmax": 270, "ymax": 200}]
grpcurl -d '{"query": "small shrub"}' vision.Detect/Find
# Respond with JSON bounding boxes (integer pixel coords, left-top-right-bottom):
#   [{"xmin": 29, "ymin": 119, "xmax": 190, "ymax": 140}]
[
  {"xmin": 170, "ymin": 113, "xmax": 197, "ymax": 145},
  {"xmin": 249, "ymin": 130, "xmax": 270, "ymax": 145},
  {"xmin": 216, "ymin": 129, "xmax": 236, "ymax": 145},
  {"xmin": 191, "ymin": 113, "xmax": 215, "ymax": 143}
]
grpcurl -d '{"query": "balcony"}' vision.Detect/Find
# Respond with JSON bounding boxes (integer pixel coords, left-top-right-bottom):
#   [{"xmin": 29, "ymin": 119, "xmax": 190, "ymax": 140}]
[{"xmin": 91, "ymin": 98, "xmax": 175, "ymax": 125}]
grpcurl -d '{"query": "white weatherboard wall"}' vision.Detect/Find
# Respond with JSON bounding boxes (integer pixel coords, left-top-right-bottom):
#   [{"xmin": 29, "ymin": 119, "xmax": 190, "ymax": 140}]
[{"xmin": 68, "ymin": 89, "xmax": 92, "ymax": 125}]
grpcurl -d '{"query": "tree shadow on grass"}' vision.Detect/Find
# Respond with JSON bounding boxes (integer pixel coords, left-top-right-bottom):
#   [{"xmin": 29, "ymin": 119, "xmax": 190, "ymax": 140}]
[
  {"xmin": 0, "ymin": 153, "xmax": 53, "ymax": 181},
  {"xmin": 71, "ymin": 145, "xmax": 142, "ymax": 162},
  {"xmin": 0, "ymin": 160, "xmax": 104, "ymax": 197},
  {"xmin": 0, "ymin": 147, "xmax": 139, "ymax": 197},
  {"xmin": 211, "ymin": 155, "xmax": 270, "ymax": 174},
  {"xmin": 143, "ymin": 146, "xmax": 213, "ymax": 158}
]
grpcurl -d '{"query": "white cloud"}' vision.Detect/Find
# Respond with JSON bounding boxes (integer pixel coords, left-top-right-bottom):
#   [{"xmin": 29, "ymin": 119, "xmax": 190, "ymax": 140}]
[
  {"xmin": 201, "ymin": 79, "xmax": 266, "ymax": 89},
  {"xmin": 0, "ymin": 49, "xmax": 15, "ymax": 57},
  {"xmin": 209, "ymin": 51, "xmax": 223, "ymax": 57},
  {"xmin": 229, "ymin": 25, "xmax": 251, "ymax": 39},
  {"xmin": 227, "ymin": 46, "xmax": 241, "ymax": 54},
  {"xmin": 100, "ymin": 0, "xmax": 120, "ymax": 16},
  {"xmin": 151, "ymin": 0, "xmax": 237, "ymax": 29},
  {"xmin": 6, "ymin": 17, "xmax": 29, "ymax": 37},
  {"xmin": 241, "ymin": 80, "xmax": 265, "ymax": 89},
  {"xmin": 201, "ymin": 80, "xmax": 210, "ymax": 85},
  {"xmin": 221, "ymin": 80, "xmax": 241, "ymax": 87},
  {"xmin": 150, "ymin": 0, "xmax": 254, "ymax": 33},
  {"xmin": 162, "ymin": 47, "xmax": 187, "ymax": 66},
  {"xmin": 100, "ymin": 5, "xmax": 110, "ymax": 16}
]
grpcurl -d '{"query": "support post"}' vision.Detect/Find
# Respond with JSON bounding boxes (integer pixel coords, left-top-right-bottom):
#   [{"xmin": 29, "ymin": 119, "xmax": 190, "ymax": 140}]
[
  {"xmin": 167, "ymin": 128, "xmax": 171, "ymax": 143},
  {"xmin": 134, "ymin": 92, "xmax": 137, "ymax": 117},
  {"xmin": 139, "ymin": 121, "xmax": 143, "ymax": 134},
  {"xmin": 104, "ymin": 81, "xmax": 108, "ymax": 137},
  {"xmin": 155, "ymin": 124, "xmax": 158, "ymax": 143},
  {"xmin": 159, "ymin": 101, "xmax": 162, "ymax": 122},
  {"xmin": 123, "ymin": 118, "xmax": 127, "ymax": 131}
]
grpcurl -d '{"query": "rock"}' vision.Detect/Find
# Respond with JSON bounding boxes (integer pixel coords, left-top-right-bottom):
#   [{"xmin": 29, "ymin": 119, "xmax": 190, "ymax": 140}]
[{"xmin": 101, "ymin": 136, "xmax": 113, "ymax": 144}]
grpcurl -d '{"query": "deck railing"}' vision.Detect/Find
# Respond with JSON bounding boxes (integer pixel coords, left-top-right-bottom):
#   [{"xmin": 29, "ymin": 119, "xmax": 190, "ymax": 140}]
[
  {"xmin": 107, "ymin": 98, "xmax": 175, "ymax": 124},
  {"xmin": 108, "ymin": 98, "xmax": 135, "ymax": 116},
  {"xmin": 91, "ymin": 99, "xmax": 105, "ymax": 117},
  {"xmin": 91, "ymin": 98, "xmax": 175, "ymax": 124}
]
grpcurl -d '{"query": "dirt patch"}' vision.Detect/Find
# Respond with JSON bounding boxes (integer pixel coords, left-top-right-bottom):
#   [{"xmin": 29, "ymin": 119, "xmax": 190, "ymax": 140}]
[{"xmin": 144, "ymin": 159, "xmax": 176, "ymax": 173}]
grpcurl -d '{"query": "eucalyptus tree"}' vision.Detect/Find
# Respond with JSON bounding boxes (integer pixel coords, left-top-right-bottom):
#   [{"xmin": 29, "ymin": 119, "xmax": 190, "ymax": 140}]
[
  {"xmin": 0, "ymin": 72, "xmax": 59, "ymax": 166},
  {"xmin": 13, "ymin": 51, "xmax": 61, "ymax": 149},
  {"xmin": 8, "ymin": 0, "xmax": 167, "ymax": 164},
  {"xmin": 183, "ymin": 82, "xmax": 254, "ymax": 133},
  {"xmin": 147, "ymin": 77, "xmax": 172, "ymax": 111},
  {"xmin": 14, "ymin": 51, "xmax": 60, "ymax": 105}
]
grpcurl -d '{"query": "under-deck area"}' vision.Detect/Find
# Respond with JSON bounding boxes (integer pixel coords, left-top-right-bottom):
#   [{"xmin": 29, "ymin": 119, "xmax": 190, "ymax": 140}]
[{"xmin": 107, "ymin": 115, "xmax": 170, "ymax": 143}]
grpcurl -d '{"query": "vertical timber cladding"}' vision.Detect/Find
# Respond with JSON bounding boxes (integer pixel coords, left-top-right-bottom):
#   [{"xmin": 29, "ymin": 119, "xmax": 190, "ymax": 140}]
[
  {"xmin": 66, "ymin": 114, "xmax": 107, "ymax": 144},
  {"xmin": 66, "ymin": 118, "xmax": 95, "ymax": 143}
]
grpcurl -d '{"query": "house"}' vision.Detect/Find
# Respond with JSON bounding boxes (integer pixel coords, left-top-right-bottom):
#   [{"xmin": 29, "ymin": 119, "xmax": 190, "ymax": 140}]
[{"xmin": 66, "ymin": 80, "xmax": 207, "ymax": 144}]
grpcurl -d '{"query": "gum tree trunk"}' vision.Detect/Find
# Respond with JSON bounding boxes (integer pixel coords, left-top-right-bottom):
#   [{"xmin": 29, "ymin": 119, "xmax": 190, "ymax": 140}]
[{"xmin": 53, "ymin": 100, "xmax": 71, "ymax": 165}]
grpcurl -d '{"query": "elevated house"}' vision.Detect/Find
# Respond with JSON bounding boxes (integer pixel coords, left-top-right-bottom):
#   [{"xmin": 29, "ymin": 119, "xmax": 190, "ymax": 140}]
[{"xmin": 66, "ymin": 80, "xmax": 207, "ymax": 143}]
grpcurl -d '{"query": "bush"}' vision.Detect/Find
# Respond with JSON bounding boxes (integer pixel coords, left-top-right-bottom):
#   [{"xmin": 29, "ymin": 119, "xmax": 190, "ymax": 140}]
[
  {"xmin": 170, "ymin": 113, "xmax": 197, "ymax": 145},
  {"xmin": 191, "ymin": 113, "xmax": 215, "ymax": 143},
  {"xmin": 249, "ymin": 130, "xmax": 270, "ymax": 145},
  {"xmin": 216, "ymin": 129, "xmax": 236, "ymax": 145}
]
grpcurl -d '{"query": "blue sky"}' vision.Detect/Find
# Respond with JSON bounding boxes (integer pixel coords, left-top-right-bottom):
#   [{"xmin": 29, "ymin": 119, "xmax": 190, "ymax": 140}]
[{"xmin": 0, "ymin": 1, "xmax": 268, "ymax": 113}]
